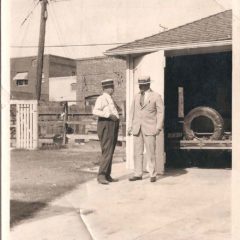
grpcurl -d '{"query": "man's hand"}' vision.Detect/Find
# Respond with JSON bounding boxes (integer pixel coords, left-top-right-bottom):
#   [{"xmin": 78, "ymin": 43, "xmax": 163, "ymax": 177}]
[
  {"xmin": 109, "ymin": 114, "xmax": 118, "ymax": 121},
  {"xmin": 127, "ymin": 128, "xmax": 132, "ymax": 136},
  {"xmin": 156, "ymin": 128, "xmax": 162, "ymax": 135}
]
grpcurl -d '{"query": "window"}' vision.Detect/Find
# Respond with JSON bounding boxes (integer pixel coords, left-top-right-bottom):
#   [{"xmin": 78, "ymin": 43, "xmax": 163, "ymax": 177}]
[
  {"xmin": 13, "ymin": 72, "xmax": 29, "ymax": 86},
  {"xmin": 16, "ymin": 79, "xmax": 28, "ymax": 86},
  {"xmin": 85, "ymin": 95, "xmax": 99, "ymax": 106}
]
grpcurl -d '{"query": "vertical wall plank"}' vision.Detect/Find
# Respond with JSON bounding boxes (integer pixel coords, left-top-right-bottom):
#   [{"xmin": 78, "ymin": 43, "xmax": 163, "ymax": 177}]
[
  {"xmin": 20, "ymin": 104, "xmax": 24, "ymax": 148},
  {"xmin": 18, "ymin": 104, "xmax": 21, "ymax": 148},
  {"xmin": 26, "ymin": 104, "xmax": 30, "ymax": 148},
  {"xmin": 11, "ymin": 100, "xmax": 38, "ymax": 150},
  {"xmin": 32, "ymin": 102, "xmax": 38, "ymax": 149},
  {"xmin": 16, "ymin": 104, "xmax": 20, "ymax": 148},
  {"xmin": 23, "ymin": 104, "xmax": 27, "ymax": 148},
  {"xmin": 29, "ymin": 103, "xmax": 33, "ymax": 149},
  {"xmin": 25, "ymin": 104, "xmax": 28, "ymax": 148}
]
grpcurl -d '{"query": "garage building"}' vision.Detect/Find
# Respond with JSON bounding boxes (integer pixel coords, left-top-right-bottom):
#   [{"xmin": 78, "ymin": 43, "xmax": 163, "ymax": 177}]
[{"xmin": 105, "ymin": 10, "xmax": 232, "ymax": 170}]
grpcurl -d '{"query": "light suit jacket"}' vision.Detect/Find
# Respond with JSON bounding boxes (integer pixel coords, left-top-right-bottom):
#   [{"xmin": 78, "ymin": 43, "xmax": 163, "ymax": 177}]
[{"xmin": 129, "ymin": 90, "xmax": 164, "ymax": 136}]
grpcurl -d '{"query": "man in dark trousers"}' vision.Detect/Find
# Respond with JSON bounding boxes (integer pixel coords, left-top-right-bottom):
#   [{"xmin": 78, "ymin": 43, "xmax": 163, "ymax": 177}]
[{"xmin": 93, "ymin": 79, "xmax": 120, "ymax": 184}]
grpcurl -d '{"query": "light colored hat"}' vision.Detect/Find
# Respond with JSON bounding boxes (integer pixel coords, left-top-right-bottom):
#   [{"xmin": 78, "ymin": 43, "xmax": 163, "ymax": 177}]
[
  {"xmin": 138, "ymin": 76, "xmax": 151, "ymax": 85},
  {"xmin": 101, "ymin": 79, "xmax": 114, "ymax": 87}
]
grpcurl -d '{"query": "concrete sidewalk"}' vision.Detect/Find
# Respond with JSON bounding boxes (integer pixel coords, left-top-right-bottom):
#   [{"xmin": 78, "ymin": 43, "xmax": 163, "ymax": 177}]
[
  {"xmin": 11, "ymin": 162, "xmax": 231, "ymax": 240},
  {"xmin": 10, "ymin": 194, "xmax": 93, "ymax": 240}
]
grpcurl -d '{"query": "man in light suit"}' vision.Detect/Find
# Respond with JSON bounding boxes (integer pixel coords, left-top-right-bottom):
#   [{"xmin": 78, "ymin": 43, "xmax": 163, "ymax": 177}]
[{"xmin": 128, "ymin": 76, "xmax": 164, "ymax": 182}]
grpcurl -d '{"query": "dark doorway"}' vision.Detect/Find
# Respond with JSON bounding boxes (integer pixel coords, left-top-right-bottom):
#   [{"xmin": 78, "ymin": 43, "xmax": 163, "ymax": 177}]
[{"xmin": 164, "ymin": 51, "xmax": 232, "ymax": 168}]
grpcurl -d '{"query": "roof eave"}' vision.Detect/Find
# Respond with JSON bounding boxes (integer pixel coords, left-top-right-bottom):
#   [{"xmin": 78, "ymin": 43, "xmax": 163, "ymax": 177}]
[{"xmin": 104, "ymin": 39, "xmax": 232, "ymax": 56}]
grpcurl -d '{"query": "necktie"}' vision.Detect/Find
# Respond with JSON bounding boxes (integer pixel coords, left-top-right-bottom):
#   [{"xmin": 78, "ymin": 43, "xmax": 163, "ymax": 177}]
[{"xmin": 140, "ymin": 92, "xmax": 145, "ymax": 107}]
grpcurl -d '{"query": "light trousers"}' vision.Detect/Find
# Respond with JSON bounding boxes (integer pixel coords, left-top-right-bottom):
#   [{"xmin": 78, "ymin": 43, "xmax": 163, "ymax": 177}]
[{"xmin": 134, "ymin": 130, "xmax": 157, "ymax": 177}]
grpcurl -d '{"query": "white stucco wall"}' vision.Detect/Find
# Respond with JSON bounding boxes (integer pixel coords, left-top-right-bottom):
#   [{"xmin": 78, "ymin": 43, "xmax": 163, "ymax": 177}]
[
  {"xmin": 232, "ymin": 1, "xmax": 240, "ymax": 239},
  {"xmin": 49, "ymin": 76, "xmax": 76, "ymax": 102},
  {"xmin": 126, "ymin": 51, "xmax": 165, "ymax": 172}
]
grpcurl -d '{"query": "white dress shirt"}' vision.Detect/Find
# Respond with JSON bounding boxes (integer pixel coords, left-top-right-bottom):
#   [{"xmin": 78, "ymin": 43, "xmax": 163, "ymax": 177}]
[{"xmin": 93, "ymin": 92, "xmax": 119, "ymax": 119}]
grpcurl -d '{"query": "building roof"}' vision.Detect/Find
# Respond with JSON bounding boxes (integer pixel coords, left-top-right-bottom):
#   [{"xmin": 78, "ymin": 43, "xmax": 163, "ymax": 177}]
[
  {"xmin": 76, "ymin": 56, "xmax": 107, "ymax": 61},
  {"xmin": 105, "ymin": 10, "xmax": 232, "ymax": 56},
  {"xmin": 11, "ymin": 54, "xmax": 75, "ymax": 61}
]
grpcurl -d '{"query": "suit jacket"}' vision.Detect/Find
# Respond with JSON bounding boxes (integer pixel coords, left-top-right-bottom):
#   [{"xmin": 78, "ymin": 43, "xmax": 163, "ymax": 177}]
[{"xmin": 129, "ymin": 89, "xmax": 164, "ymax": 136}]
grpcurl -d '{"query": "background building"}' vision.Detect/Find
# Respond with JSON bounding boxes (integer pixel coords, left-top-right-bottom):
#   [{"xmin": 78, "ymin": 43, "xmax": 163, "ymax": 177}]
[
  {"xmin": 49, "ymin": 76, "xmax": 77, "ymax": 103},
  {"xmin": 76, "ymin": 56, "xmax": 126, "ymax": 110},
  {"xmin": 10, "ymin": 55, "xmax": 76, "ymax": 100}
]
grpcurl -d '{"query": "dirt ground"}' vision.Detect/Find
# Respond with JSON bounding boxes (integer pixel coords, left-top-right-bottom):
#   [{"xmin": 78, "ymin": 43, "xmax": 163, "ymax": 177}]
[
  {"xmin": 10, "ymin": 141, "xmax": 230, "ymax": 231},
  {"xmin": 10, "ymin": 142, "xmax": 107, "ymax": 227}
]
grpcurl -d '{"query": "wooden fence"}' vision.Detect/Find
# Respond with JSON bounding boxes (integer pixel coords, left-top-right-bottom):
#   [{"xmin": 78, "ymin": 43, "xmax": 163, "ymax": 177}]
[
  {"xmin": 10, "ymin": 100, "xmax": 38, "ymax": 149},
  {"xmin": 10, "ymin": 100, "xmax": 126, "ymax": 149}
]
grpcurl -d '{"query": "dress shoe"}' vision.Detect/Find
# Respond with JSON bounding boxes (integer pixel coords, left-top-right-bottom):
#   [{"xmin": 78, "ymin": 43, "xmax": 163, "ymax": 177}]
[
  {"xmin": 129, "ymin": 176, "xmax": 142, "ymax": 181},
  {"xmin": 150, "ymin": 177, "xmax": 156, "ymax": 182},
  {"xmin": 106, "ymin": 176, "xmax": 119, "ymax": 182},
  {"xmin": 97, "ymin": 178, "xmax": 109, "ymax": 185}
]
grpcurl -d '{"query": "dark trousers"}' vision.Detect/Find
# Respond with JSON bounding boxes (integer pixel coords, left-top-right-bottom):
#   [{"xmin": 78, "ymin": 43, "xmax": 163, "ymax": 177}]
[{"xmin": 97, "ymin": 118, "xmax": 119, "ymax": 178}]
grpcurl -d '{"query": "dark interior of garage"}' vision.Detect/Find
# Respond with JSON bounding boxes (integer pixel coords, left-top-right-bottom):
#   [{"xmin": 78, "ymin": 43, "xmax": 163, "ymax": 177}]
[{"xmin": 164, "ymin": 51, "xmax": 232, "ymax": 168}]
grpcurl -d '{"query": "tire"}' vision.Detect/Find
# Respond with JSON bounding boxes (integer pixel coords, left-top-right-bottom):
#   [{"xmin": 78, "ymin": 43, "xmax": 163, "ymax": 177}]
[{"xmin": 183, "ymin": 106, "xmax": 224, "ymax": 140}]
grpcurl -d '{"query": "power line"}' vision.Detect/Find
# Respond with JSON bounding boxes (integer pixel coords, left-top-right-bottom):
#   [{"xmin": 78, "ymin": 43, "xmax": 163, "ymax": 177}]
[
  {"xmin": 18, "ymin": 11, "xmax": 33, "ymax": 56},
  {"xmin": 21, "ymin": 0, "xmax": 40, "ymax": 26},
  {"xmin": 11, "ymin": 42, "xmax": 126, "ymax": 48},
  {"xmin": 48, "ymin": 1, "xmax": 70, "ymax": 57},
  {"xmin": 211, "ymin": 0, "xmax": 226, "ymax": 11},
  {"xmin": 14, "ymin": 0, "xmax": 127, "ymax": 51}
]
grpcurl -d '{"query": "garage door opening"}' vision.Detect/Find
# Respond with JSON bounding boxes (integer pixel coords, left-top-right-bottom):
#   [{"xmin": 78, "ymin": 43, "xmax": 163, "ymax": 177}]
[{"xmin": 164, "ymin": 51, "xmax": 232, "ymax": 167}]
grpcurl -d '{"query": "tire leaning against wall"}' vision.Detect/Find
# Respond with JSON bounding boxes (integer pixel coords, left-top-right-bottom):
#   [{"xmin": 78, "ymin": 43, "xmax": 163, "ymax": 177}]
[{"xmin": 183, "ymin": 106, "xmax": 224, "ymax": 140}]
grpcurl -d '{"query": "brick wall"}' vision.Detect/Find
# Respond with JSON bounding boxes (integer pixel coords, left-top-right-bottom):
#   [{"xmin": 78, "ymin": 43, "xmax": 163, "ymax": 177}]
[
  {"xmin": 10, "ymin": 55, "xmax": 126, "ymax": 107},
  {"xmin": 10, "ymin": 56, "xmax": 47, "ymax": 99},
  {"xmin": 76, "ymin": 56, "xmax": 126, "ymax": 108},
  {"xmin": 10, "ymin": 55, "xmax": 76, "ymax": 100}
]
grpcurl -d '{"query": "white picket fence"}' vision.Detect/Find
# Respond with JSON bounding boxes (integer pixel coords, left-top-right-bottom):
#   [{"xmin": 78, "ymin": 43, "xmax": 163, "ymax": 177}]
[{"xmin": 11, "ymin": 100, "xmax": 38, "ymax": 149}]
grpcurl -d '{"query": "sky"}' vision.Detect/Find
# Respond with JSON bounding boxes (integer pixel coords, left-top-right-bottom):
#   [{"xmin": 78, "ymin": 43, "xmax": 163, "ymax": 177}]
[{"xmin": 10, "ymin": 0, "xmax": 232, "ymax": 59}]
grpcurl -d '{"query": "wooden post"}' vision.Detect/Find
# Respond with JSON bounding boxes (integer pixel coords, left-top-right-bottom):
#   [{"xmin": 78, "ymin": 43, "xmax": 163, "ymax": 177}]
[
  {"xmin": 63, "ymin": 101, "xmax": 68, "ymax": 145},
  {"xmin": 36, "ymin": 0, "xmax": 48, "ymax": 100}
]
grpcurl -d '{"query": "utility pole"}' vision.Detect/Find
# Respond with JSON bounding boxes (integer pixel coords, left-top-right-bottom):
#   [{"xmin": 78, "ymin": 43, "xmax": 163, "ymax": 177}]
[{"xmin": 36, "ymin": 0, "xmax": 48, "ymax": 100}]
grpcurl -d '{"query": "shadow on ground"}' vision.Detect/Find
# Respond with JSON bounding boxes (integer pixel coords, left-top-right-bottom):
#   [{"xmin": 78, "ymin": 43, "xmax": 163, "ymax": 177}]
[
  {"xmin": 10, "ymin": 200, "xmax": 80, "ymax": 227},
  {"xmin": 10, "ymin": 149, "xmax": 100, "ymax": 227},
  {"xmin": 166, "ymin": 150, "xmax": 231, "ymax": 169},
  {"xmin": 10, "ymin": 175, "xmax": 96, "ymax": 227},
  {"xmin": 162, "ymin": 168, "xmax": 188, "ymax": 177},
  {"xmin": 10, "ymin": 200, "xmax": 47, "ymax": 227}
]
